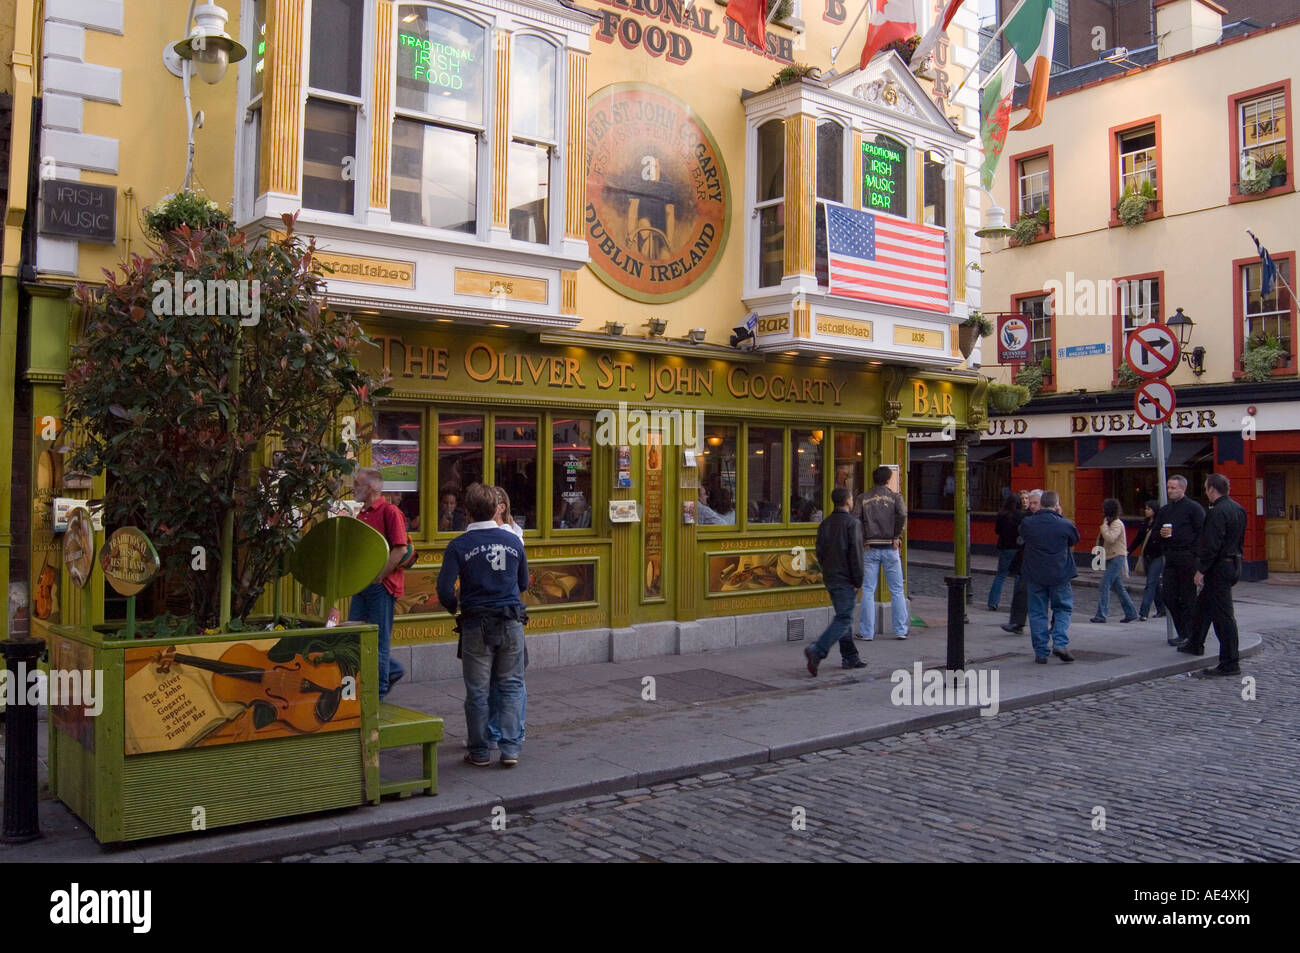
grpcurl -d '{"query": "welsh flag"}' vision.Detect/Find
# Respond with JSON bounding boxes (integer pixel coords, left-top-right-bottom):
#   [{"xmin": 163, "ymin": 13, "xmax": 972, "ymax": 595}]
[
  {"xmin": 1003, "ymin": 0, "xmax": 1055, "ymax": 131},
  {"xmin": 860, "ymin": 0, "xmax": 919, "ymax": 71},
  {"xmin": 726, "ymin": 0, "xmax": 767, "ymax": 49},
  {"xmin": 980, "ymin": 51, "xmax": 1017, "ymax": 192},
  {"xmin": 910, "ymin": 0, "xmax": 967, "ymax": 69}
]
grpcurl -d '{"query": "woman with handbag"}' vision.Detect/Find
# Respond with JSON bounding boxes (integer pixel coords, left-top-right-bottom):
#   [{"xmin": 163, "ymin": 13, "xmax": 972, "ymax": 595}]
[
  {"xmin": 1131, "ymin": 500, "xmax": 1166, "ymax": 621},
  {"xmin": 1091, "ymin": 498, "xmax": 1139, "ymax": 623}
]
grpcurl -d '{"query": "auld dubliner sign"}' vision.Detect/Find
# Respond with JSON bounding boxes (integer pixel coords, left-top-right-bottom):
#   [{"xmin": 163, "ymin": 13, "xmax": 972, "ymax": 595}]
[{"xmin": 585, "ymin": 83, "xmax": 731, "ymax": 303}]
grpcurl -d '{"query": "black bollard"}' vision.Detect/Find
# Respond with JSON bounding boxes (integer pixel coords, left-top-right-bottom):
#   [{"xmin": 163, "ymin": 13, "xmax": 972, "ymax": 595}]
[
  {"xmin": 944, "ymin": 576, "xmax": 967, "ymax": 671},
  {"xmin": 1, "ymin": 637, "xmax": 45, "ymax": 843}
]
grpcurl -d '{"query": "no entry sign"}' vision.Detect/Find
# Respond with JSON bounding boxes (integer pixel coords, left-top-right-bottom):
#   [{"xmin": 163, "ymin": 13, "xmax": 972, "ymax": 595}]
[
  {"xmin": 1125, "ymin": 324, "xmax": 1180, "ymax": 379},
  {"xmin": 1134, "ymin": 379, "xmax": 1176, "ymax": 426}
]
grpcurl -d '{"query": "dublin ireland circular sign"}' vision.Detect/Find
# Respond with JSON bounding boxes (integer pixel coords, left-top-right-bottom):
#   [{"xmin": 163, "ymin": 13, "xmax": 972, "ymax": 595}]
[{"xmin": 585, "ymin": 83, "xmax": 731, "ymax": 303}]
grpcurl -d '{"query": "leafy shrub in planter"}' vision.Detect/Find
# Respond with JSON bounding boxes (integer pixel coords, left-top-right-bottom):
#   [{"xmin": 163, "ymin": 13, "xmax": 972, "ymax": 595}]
[
  {"xmin": 1116, "ymin": 360, "xmax": 1143, "ymax": 387},
  {"xmin": 1117, "ymin": 180, "xmax": 1157, "ymax": 227},
  {"xmin": 768, "ymin": 62, "xmax": 820, "ymax": 88},
  {"xmin": 143, "ymin": 190, "xmax": 233, "ymax": 240},
  {"xmin": 1015, "ymin": 363, "xmax": 1044, "ymax": 397},
  {"xmin": 962, "ymin": 311, "xmax": 993, "ymax": 338},
  {"xmin": 1242, "ymin": 334, "xmax": 1287, "ymax": 381},
  {"xmin": 988, "ymin": 381, "xmax": 1031, "ymax": 413},
  {"xmin": 1012, "ymin": 206, "xmax": 1049, "ymax": 246},
  {"xmin": 1239, "ymin": 163, "xmax": 1274, "ymax": 194}
]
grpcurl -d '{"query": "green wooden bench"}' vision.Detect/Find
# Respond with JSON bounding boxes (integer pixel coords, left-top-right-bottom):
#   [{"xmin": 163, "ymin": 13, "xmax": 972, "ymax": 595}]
[{"xmin": 377, "ymin": 703, "xmax": 444, "ymax": 798}]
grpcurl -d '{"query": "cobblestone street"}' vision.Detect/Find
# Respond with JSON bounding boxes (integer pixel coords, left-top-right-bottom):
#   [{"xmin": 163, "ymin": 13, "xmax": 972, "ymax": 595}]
[{"xmin": 278, "ymin": 628, "xmax": 1298, "ymax": 863}]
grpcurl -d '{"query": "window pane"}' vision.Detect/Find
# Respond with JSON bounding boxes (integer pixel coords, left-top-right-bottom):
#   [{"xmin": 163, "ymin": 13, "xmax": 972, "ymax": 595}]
[
  {"xmin": 747, "ymin": 427, "xmax": 783, "ymax": 523},
  {"xmin": 1018, "ymin": 155, "xmax": 1049, "ymax": 215},
  {"xmin": 834, "ymin": 432, "xmax": 864, "ymax": 499},
  {"xmin": 553, "ymin": 417, "xmax": 593, "ymax": 530},
  {"xmin": 391, "ymin": 118, "xmax": 476, "ymax": 231},
  {"xmin": 250, "ymin": 0, "xmax": 267, "ymax": 98},
  {"xmin": 759, "ymin": 203, "xmax": 784, "ymax": 287},
  {"xmin": 790, "ymin": 430, "xmax": 823, "ymax": 523},
  {"xmin": 508, "ymin": 141, "xmax": 549, "ymax": 243},
  {"xmin": 511, "ymin": 36, "xmax": 556, "ymax": 140},
  {"xmin": 815, "ymin": 202, "xmax": 828, "ymax": 286},
  {"xmin": 249, "ymin": 106, "xmax": 261, "ymax": 201},
  {"xmin": 816, "ymin": 121, "xmax": 843, "ymax": 203},
  {"xmin": 437, "ymin": 414, "xmax": 483, "ymax": 531},
  {"xmin": 1243, "ymin": 261, "xmax": 1292, "ymax": 356},
  {"xmin": 303, "ymin": 98, "xmax": 356, "ymax": 214},
  {"xmin": 373, "ymin": 411, "xmax": 422, "ymax": 535},
  {"xmin": 1119, "ymin": 277, "xmax": 1159, "ymax": 337},
  {"xmin": 1240, "ymin": 92, "xmax": 1287, "ymax": 172},
  {"xmin": 698, "ymin": 424, "xmax": 737, "ymax": 525},
  {"xmin": 309, "ymin": 0, "xmax": 363, "ymax": 96},
  {"xmin": 757, "ymin": 119, "xmax": 785, "ymax": 202},
  {"xmin": 923, "ymin": 153, "xmax": 946, "ymax": 227},
  {"xmin": 495, "ymin": 416, "xmax": 538, "ymax": 531},
  {"xmin": 1119, "ymin": 127, "xmax": 1157, "ymax": 194},
  {"xmin": 1021, "ymin": 294, "xmax": 1053, "ymax": 365},
  {"xmin": 396, "ymin": 5, "xmax": 486, "ymax": 124}
]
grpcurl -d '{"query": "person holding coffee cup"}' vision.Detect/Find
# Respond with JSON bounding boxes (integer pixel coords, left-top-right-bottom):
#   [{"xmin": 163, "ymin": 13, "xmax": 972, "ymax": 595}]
[{"xmin": 1153, "ymin": 475, "xmax": 1206, "ymax": 647}]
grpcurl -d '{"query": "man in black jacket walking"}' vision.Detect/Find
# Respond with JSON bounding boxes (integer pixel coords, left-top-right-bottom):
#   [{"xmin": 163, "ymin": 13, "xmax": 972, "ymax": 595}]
[
  {"xmin": 1155, "ymin": 475, "xmax": 1206, "ymax": 646},
  {"xmin": 1180, "ymin": 473, "xmax": 1248, "ymax": 676},
  {"xmin": 805, "ymin": 487, "xmax": 867, "ymax": 676}
]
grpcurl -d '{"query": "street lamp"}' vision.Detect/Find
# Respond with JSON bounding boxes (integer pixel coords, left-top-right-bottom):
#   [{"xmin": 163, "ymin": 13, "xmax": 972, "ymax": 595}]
[
  {"xmin": 163, "ymin": 3, "xmax": 247, "ymax": 189},
  {"xmin": 1165, "ymin": 307, "xmax": 1206, "ymax": 376}
]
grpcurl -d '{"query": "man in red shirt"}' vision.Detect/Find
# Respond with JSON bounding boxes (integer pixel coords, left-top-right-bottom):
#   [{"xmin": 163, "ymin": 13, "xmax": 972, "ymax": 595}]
[{"xmin": 348, "ymin": 467, "xmax": 408, "ymax": 698}]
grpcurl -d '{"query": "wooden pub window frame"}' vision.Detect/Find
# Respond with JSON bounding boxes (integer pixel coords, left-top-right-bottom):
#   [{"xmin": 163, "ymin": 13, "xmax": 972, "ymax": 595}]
[
  {"xmin": 1110, "ymin": 270, "xmax": 1164, "ymax": 385},
  {"xmin": 696, "ymin": 417, "xmax": 742, "ymax": 534},
  {"xmin": 1231, "ymin": 250, "xmax": 1298, "ymax": 379},
  {"xmin": 1227, "ymin": 79, "xmax": 1294, "ymax": 206},
  {"xmin": 1008, "ymin": 145, "xmax": 1055, "ymax": 242},
  {"xmin": 1107, "ymin": 115, "xmax": 1163, "ymax": 228},
  {"xmin": 1010, "ymin": 287, "xmax": 1058, "ymax": 394}
]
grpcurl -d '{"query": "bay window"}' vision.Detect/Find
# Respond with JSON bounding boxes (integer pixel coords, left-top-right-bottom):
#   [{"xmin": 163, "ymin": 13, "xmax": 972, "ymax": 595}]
[
  {"xmin": 756, "ymin": 119, "xmax": 785, "ymax": 288},
  {"xmin": 303, "ymin": 0, "xmax": 365, "ymax": 215},
  {"xmin": 391, "ymin": 5, "xmax": 487, "ymax": 232},
  {"xmin": 508, "ymin": 35, "xmax": 558, "ymax": 244}
]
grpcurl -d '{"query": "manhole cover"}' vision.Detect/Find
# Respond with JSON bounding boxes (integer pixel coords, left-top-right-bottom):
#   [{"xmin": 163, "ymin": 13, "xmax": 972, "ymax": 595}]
[
  {"xmin": 1057, "ymin": 650, "xmax": 1122, "ymax": 662},
  {"xmin": 611, "ymin": 668, "xmax": 779, "ymax": 703}
]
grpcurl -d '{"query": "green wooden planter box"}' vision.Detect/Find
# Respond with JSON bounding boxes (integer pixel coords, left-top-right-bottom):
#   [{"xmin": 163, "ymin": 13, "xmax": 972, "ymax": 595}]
[{"xmin": 45, "ymin": 620, "xmax": 380, "ymax": 844}]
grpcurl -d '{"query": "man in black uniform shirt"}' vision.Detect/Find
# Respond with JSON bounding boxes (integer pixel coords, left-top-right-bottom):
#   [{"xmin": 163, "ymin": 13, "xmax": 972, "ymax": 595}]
[
  {"xmin": 1154, "ymin": 475, "xmax": 1205, "ymax": 646},
  {"xmin": 1180, "ymin": 473, "xmax": 1248, "ymax": 676}
]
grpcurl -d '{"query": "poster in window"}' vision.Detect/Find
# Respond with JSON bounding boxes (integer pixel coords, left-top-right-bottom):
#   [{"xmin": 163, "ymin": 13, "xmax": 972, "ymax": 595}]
[{"xmin": 585, "ymin": 83, "xmax": 731, "ymax": 303}]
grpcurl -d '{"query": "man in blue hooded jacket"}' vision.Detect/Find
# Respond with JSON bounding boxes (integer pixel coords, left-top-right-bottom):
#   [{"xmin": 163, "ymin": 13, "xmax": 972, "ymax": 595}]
[{"xmin": 1018, "ymin": 489, "xmax": 1080, "ymax": 663}]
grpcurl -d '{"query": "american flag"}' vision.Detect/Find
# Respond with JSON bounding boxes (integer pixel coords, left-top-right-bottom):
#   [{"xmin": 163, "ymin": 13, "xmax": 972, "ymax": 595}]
[{"xmin": 825, "ymin": 204, "xmax": 949, "ymax": 313}]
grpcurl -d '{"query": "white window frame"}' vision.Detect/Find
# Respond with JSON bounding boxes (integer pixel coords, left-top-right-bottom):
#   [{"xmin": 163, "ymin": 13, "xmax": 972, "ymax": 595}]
[
  {"xmin": 300, "ymin": 0, "xmax": 374, "ymax": 222},
  {"xmin": 1021, "ymin": 293, "xmax": 1053, "ymax": 367},
  {"xmin": 1118, "ymin": 277, "xmax": 1159, "ymax": 340},
  {"xmin": 1243, "ymin": 260, "xmax": 1292, "ymax": 351},
  {"xmin": 752, "ymin": 114, "xmax": 787, "ymax": 290},
  {"xmin": 235, "ymin": 0, "xmax": 267, "ymax": 224},
  {"xmin": 1017, "ymin": 154, "xmax": 1049, "ymax": 216},
  {"xmin": 390, "ymin": 2, "xmax": 494, "ymax": 240},
  {"xmin": 814, "ymin": 116, "xmax": 850, "ymax": 289},
  {"xmin": 1117, "ymin": 125, "xmax": 1157, "ymax": 196},
  {"xmin": 506, "ymin": 31, "xmax": 562, "ymax": 249}
]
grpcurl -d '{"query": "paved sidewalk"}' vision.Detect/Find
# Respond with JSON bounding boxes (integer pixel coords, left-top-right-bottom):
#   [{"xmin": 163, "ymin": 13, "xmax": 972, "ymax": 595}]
[{"xmin": 2, "ymin": 580, "xmax": 1291, "ymax": 863}]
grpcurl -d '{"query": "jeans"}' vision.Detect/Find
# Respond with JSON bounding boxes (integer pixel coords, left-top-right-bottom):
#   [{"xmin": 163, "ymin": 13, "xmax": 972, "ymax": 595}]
[
  {"xmin": 812, "ymin": 584, "xmax": 863, "ymax": 664},
  {"xmin": 1027, "ymin": 581, "xmax": 1073, "ymax": 658},
  {"xmin": 1139, "ymin": 555, "xmax": 1165, "ymax": 618},
  {"xmin": 988, "ymin": 549, "xmax": 1017, "ymax": 608},
  {"xmin": 859, "ymin": 547, "xmax": 908, "ymax": 639},
  {"xmin": 1096, "ymin": 555, "xmax": 1138, "ymax": 620},
  {"xmin": 488, "ymin": 661, "xmax": 527, "ymax": 747},
  {"xmin": 462, "ymin": 617, "xmax": 526, "ymax": 761},
  {"xmin": 347, "ymin": 582, "xmax": 402, "ymax": 697}
]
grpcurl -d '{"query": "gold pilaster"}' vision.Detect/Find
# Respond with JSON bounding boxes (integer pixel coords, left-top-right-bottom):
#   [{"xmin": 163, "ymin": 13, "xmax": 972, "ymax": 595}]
[
  {"xmin": 492, "ymin": 31, "xmax": 512, "ymax": 229},
  {"xmin": 566, "ymin": 50, "xmax": 588, "ymax": 240},
  {"xmin": 783, "ymin": 114, "xmax": 816, "ymax": 278},
  {"xmin": 262, "ymin": 0, "xmax": 305, "ymax": 197},
  {"xmin": 851, "ymin": 131, "xmax": 862, "ymax": 211},
  {"xmin": 792, "ymin": 301, "xmax": 811, "ymax": 338},
  {"xmin": 953, "ymin": 162, "xmax": 966, "ymax": 299},
  {"xmin": 369, "ymin": 0, "xmax": 393, "ymax": 210},
  {"xmin": 561, "ymin": 271, "xmax": 577, "ymax": 315}
]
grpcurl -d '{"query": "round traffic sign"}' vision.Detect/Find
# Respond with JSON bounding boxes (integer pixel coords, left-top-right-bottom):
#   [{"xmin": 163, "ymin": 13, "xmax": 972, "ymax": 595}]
[
  {"xmin": 1134, "ymin": 379, "xmax": 1176, "ymax": 426},
  {"xmin": 1125, "ymin": 323, "xmax": 1180, "ymax": 379}
]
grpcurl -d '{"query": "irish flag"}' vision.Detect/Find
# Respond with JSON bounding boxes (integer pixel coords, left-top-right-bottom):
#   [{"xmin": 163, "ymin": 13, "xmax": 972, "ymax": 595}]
[
  {"xmin": 980, "ymin": 51, "xmax": 1017, "ymax": 192},
  {"xmin": 1003, "ymin": 0, "xmax": 1055, "ymax": 131}
]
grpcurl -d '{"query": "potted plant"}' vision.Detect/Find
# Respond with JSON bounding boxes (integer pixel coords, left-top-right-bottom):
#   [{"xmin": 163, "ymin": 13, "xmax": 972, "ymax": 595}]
[
  {"xmin": 958, "ymin": 311, "xmax": 993, "ymax": 357},
  {"xmin": 1015, "ymin": 362, "xmax": 1045, "ymax": 397},
  {"xmin": 1116, "ymin": 360, "xmax": 1143, "ymax": 387},
  {"xmin": 51, "ymin": 199, "xmax": 395, "ymax": 842},
  {"xmin": 987, "ymin": 380, "xmax": 1031, "ymax": 413},
  {"xmin": 1238, "ymin": 160, "xmax": 1274, "ymax": 195},
  {"xmin": 1012, "ymin": 206, "xmax": 1050, "ymax": 246},
  {"xmin": 768, "ymin": 62, "xmax": 820, "ymax": 89},
  {"xmin": 1242, "ymin": 331, "xmax": 1288, "ymax": 381},
  {"xmin": 1117, "ymin": 180, "xmax": 1158, "ymax": 227},
  {"xmin": 882, "ymin": 34, "xmax": 923, "ymax": 62},
  {"xmin": 1270, "ymin": 154, "xmax": 1288, "ymax": 189}
]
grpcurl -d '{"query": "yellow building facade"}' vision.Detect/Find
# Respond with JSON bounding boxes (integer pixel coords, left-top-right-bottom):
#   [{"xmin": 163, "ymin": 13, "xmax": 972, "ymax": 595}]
[{"xmin": 4, "ymin": 0, "xmax": 996, "ymax": 670}]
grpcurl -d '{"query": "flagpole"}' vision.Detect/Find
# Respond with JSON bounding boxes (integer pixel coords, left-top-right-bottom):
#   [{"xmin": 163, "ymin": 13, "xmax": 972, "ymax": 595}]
[
  {"xmin": 950, "ymin": 0, "xmax": 1031, "ymax": 99},
  {"xmin": 1248, "ymin": 228, "xmax": 1299, "ymax": 306},
  {"xmin": 830, "ymin": 0, "xmax": 873, "ymax": 65}
]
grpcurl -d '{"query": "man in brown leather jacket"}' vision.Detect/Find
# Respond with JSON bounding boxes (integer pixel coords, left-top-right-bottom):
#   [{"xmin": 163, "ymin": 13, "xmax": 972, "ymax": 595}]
[{"xmin": 854, "ymin": 466, "xmax": 909, "ymax": 641}]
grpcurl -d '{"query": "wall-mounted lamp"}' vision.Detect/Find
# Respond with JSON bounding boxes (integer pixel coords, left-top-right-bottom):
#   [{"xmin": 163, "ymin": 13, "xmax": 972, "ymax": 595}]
[
  {"xmin": 1165, "ymin": 307, "xmax": 1206, "ymax": 377},
  {"xmin": 645, "ymin": 318, "xmax": 667, "ymax": 337},
  {"xmin": 687, "ymin": 328, "xmax": 707, "ymax": 344},
  {"xmin": 603, "ymin": 321, "xmax": 625, "ymax": 336}
]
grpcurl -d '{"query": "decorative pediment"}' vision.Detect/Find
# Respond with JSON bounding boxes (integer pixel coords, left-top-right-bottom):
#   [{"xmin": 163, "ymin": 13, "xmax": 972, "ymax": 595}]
[{"xmin": 827, "ymin": 52, "xmax": 966, "ymax": 141}]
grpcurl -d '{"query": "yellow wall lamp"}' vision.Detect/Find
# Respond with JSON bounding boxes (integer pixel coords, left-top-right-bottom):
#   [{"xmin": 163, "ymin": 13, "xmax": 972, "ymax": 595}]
[{"xmin": 162, "ymin": 2, "xmax": 247, "ymax": 189}]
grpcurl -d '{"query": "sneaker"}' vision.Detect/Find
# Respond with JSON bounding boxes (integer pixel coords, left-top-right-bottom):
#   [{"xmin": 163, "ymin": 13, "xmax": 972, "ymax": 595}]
[
  {"xmin": 1089, "ymin": 616, "xmax": 1106, "ymax": 624},
  {"xmin": 1138, "ymin": 615, "xmax": 1148, "ymax": 622},
  {"xmin": 500, "ymin": 756, "xmax": 519, "ymax": 768},
  {"xmin": 854, "ymin": 633, "xmax": 874, "ymax": 641},
  {"xmin": 895, "ymin": 632, "xmax": 908, "ymax": 640},
  {"xmin": 842, "ymin": 659, "xmax": 868, "ymax": 670},
  {"xmin": 464, "ymin": 753, "xmax": 490, "ymax": 767}
]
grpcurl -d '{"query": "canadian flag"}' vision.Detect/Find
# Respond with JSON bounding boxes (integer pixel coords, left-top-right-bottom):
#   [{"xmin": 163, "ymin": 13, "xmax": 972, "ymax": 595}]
[{"xmin": 860, "ymin": 0, "xmax": 918, "ymax": 70}]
